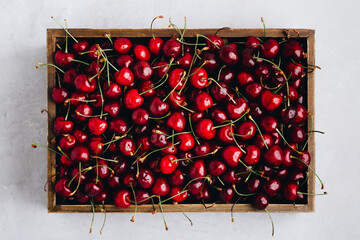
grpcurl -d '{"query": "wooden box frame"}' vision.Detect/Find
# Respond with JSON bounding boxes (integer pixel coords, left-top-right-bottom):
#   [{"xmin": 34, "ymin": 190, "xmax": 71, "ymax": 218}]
[{"xmin": 47, "ymin": 28, "xmax": 315, "ymax": 213}]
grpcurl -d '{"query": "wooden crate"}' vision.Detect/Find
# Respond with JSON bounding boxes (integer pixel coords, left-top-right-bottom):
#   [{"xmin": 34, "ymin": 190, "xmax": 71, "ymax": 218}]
[{"xmin": 47, "ymin": 28, "xmax": 315, "ymax": 213}]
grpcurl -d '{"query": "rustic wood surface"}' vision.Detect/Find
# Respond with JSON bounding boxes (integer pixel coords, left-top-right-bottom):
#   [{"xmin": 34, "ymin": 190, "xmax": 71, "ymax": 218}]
[{"xmin": 47, "ymin": 28, "xmax": 316, "ymax": 213}]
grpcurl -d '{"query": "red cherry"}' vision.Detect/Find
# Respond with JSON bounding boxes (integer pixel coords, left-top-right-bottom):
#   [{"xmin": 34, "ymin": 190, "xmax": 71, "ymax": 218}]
[
  {"xmin": 55, "ymin": 178, "xmax": 73, "ymax": 198},
  {"xmin": 177, "ymin": 133, "xmax": 195, "ymax": 151},
  {"xmin": 236, "ymin": 121, "xmax": 256, "ymax": 140},
  {"xmin": 195, "ymin": 119, "xmax": 216, "ymax": 140},
  {"xmin": 87, "ymin": 44, "xmax": 100, "ymax": 60},
  {"xmin": 88, "ymin": 136, "xmax": 104, "ymax": 155},
  {"xmin": 206, "ymin": 35, "xmax": 224, "ymax": 51},
  {"xmin": 103, "ymin": 81, "xmax": 122, "ymax": 99},
  {"xmin": 75, "ymin": 104, "xmax": 93, "ymax": 122},
  {"xmin": 245, "ymin": 36, "xmax": 261, "ymax": 50},
  {"xmin": 261, "ymin": 90, "xmax": 282, "ymax": 111},
  {"xmin": 211, "ymin": 108, "xmax": 228, "ymax": 123},
  {"xmin": 260, "ymin": 115, "xmax": 278, "ymax": 133},
  {"xmin": 166, "ymin": 112, "xmax": 185, "ymax": 132},
  {"xmin": 131, "ymin": 108, "xmax": 149, "ymax": 125},
  {"xmin": 189, "ymin": 67, "xmax": 208, "ymax": 88},
  {"xmin": 132, "ymin": 60, "xmax": 153, "ymax": 81},
  {"xmin": 114, "ymin": 38, "xmax": 132, "ymax": 54},
  {"xmin": 169, "ymin": 169, "xmax": 185, "ymax": 186},
  {"xmin": 226, "ymin": 97, "xmax": 249, "ymax": 119},
  {"xmin": 136, "ymin": 190, "xmax": 151, "ymax": 205},
  {"xmin": 149, "ymin": 97, "xmax": 169, "ymax": 117},
  {"xmin": 263, "ymin": 179, "xmax": 281, "ymax": 197},
  {"xmin": 282, "ymin": 183, "xmax": 299, "ymax": 201},
  {"xmin": 289, "ymin": 126, "xmax": 306, "ymax": 143},
  {"xmin": 114, "ymin": 189, "xmax": 131, "ymax": 208},
  {"xmin": 114, "ymin": 67, "xmax": 134, "ymax": 86},
  {"xmin": 254, "ymin": 134, "xmax": 273, "ymax": 150},
  {"xmin": 88, "ymin": 91, "xmax": 102, "ymax": 108},
  {"xmin": 70, "ymin": 145, "xmax": 89, "ymax": 162},
  {"xmin": 52, "ymin": 88, "xmax": 69, "ymax": 104},
  {"xmin": 88, "ymin": 117, "xmax": 108, "ymax": 135},
  {"xmin": 169, "ymin": 68, "xmax": 186, "ymax": 90},
  {"xmin": 285, "ymin": 62, "xmax": 305, "ymax": 80},
  {"xmin": 74, "ymin": 74, "xmax": 97, "ymax": 93},
  {"xmin": 152, "ymin": 177, "xmax": 170, "ymax": 196},
  {"xmin": 170, "ymin": 186, "xmax": 188, "ymax": 203},
  {"xmin": 293, "ymin": 151, "xmax": 311, "ymax": 170},
  {"xmin": 133, "ymin": 45, "xmax": 151, "ymax": 61},
  {"xmin": 92, "ymin": 160, "xmax": 109, "ymax": 179},
  {"xmin": 219, "ymin": 68, "xmax": 236, "ymax": 84},
  {"xmin": 237, "ymin": 71, "xmax": 255, "ymax": 86},
  {"xmin": 208, "ymin": 159, "xmax": 227, "ymax": 176},
  {"xmin": 54, "ymin": 116, "xmax": 74, "ymax": 135},
  {"xmin": 243, "ymin": 145, "xmax": 261, "ymax": 165},
  {"xmin": 220, "ymin": 186, "xmax": 234, "ymax": 202},
  {"xmin": 63, "ymin": 69, "xmax": 77, "ymax": 85},
  {"xmin": 73, "ymin": 128, "xmax": 88, "ymax": 144},
  {"xmin": 123, "ymin": 173, "xmax": 137, "ymax": 187},
  {"xmin": 222, "ymin": 145, "xmax": 242, "ymax": 167},
  {"xmin": 177, "ymin": 52, "xmax": 192, "ymax": 69},
  {"xmin": 189, "ymin": 159, "xmax": 206, "ymax": 179},
  {"xmin": 187, "ymin": 181, "xmax": 204, "ymax": 195},
  {"xmin": 217, "ymin": 125, "xmax": 234, "ymax": 144},
  {"xmin": 72, "ymin": 40, "xmax": 89, "ymax": 55},
  {"xmin": 163, "ymin": 38, "xmax": 181, "ymax": 59},
  {"xmin": 294, "ymin": 104, "xmax": 307, "ymax": 124},
  {"xmin": 264, "ymin": 145, "xmax": 283, "ymax": 166},
  {"xmin": 149, "ymin": 37, "xmax": 164, "ymax": 55},
  {"xmin": 116, "ymin": 54, "xmax": 134, "ymax": 68},
  {"xmin": 137, "ymin": 169, "xmax": 155, "ymax": 189},
  {"xmin": 262, "ymin": 39, "xmax": 279, "ymax": 59},
  {"xmin": 154, "ymin": 61, "xmax": 170, "ymax": 78},
  {"xmin": 195, "ymin": 92, "xmax": 213, "ymax": 111},
  {"xmin": 160, "ymin": 154, "xmax": 179, "ymax": 174},
  {"xmin": 245, "ymin": 83, "xmax": 263, "ymax": 99},
  {"xmin": 109, "ymin": 118, "xmax": 128, "ymax": 135},
  {"xmin": 254, "ymin": 193, "xmax": 269, "ymax": 210},
  {"xmin": 282, "ymin": 40, "xmax": 303, "ymax": 60},
  {"xmin": 86, "ymin": 61, "xmax": 102, "ymax": 76},
  {"xmin": 202, "ymin": 52, "xmax": 219, "ymax": 71},
  {"xmin": 119, "ymin": 137, "xmax": 136, "ymax": 156},
  {"xmin": 54, "ymin": 50, "xmax": 75, "ymax": 69},
  {"xmin": 104, "ymin": 101, "xmax": 121, "ymax": 118},
  {"xmin": 124, "ymin": 89, "xmax": 144, "ymax": 109},
  {"xmin": 59, "ymin": 134, "xmax": 76, "ymax": 151}
]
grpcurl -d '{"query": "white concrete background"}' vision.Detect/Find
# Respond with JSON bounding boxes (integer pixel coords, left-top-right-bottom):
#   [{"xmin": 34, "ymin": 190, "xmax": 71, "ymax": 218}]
[{"xmin": 0, "ymin": 0, "xmax": 359, "ymax": 239}]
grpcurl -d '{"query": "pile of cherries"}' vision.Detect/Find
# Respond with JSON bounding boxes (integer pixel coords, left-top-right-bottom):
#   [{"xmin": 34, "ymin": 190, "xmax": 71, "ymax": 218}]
[{"xmin": 45, "ymin": 23, "xmax": 317, "ymax": 214}]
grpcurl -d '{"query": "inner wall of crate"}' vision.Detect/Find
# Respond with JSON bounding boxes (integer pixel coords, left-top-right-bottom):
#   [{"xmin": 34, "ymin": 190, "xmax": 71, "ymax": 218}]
[{"xmin": 54, "ymin": 36, "xmax": 309, "ymax": 205}]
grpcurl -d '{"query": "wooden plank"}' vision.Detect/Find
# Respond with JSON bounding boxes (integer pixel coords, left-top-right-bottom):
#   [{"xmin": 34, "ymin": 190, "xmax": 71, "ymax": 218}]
[{"xmin": 47, "ymin": 28, "xmax": 316, "ymax": 213}]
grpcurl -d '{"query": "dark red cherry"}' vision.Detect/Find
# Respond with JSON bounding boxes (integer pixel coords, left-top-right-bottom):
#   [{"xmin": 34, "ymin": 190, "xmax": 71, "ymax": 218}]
[
  {"xmin": 149, "ymin": 97, "xmax": 169, "ymax": 117},
  {"xmin": 52, "ymin": 87, "xmax": 69, "ymax": 104},
  {"xmin": 132, "ymin": 60, "xmax": 153, "ymax": 81},
  {"xmin": 149, "ymin": 37, "xmax": 164, "ymax": 55},
  {"xmin": 88, "ymin": 136, "xmax": 104, "ymax": 155},
  {"xmin": 114, "ymin": 67, "xmax": 134, "ymax": 86},
  {"xmin": 289, "ymin": 126, "xmax": 306, "ymax": 143},
  {"xmin": 88, "ymin": 117, "xmax": 107, "ymax": 135},
  {"xmin": 188, "ymin": 180, "xmax": 204, "ymax": 195},
  {"xmin": 152, "ymin": 177, "xmax": 170, "ymax": 196},
  {"xmin": 154, "ymin": 61, "xmax": 170, "ymax": 78},
  {"xmin": 194, "ymin": 141, "xmax": 210, "ymax": 156},
  {"xmin": 219, "ymin": 68, "xmax": 235, "ymax": 84},
  {"xmin": 72, "ymin": 40, "xmax": 89, "ymax": 55},
  {"xmin": 163, "ymin": 38, "xmax": 181, "ymax": 59},
  {"xmin": 137, "ymin": 169, "xmax": 154, "ymax": 189},
  {"xmin": 131, "ymin": 108, "xmax": 149, "ymax": 125},
  {"xmin": 222, "ymin": 145, "xmax": 242, "ymax": 167},
  {"xmin": 195, "ymin": 92, "xmax": 213, "ymax": 111},
  {"xmin": 54, "ymin": 50, "xmax": 75, "ymax": 69},
  {"xmin": 160, "ymin": 154, "xmax": 179, "ymax": 174},
  {"xmin": 150, "ymin": 129, "xmax": 168, "ymax": 148},
  {"xmin": 206, "ymin": 35, "xmax": 224, "ymax": 51},
  {"xmin": 124, "ymin": 89, "xmax": 144, "ymax": 109},
  {"xmin": 109, "ymin": 118, "xmax": 128, "ymax": 135},
  {"xmin": 70, "ymin": 145, "xmax": 89, "ymax": 162},
  {"xmin": 166, "ymin": 112, "xmax": 185, "ymax": 132},
  {"xmin": 285, "ymin": 62, "xmax": 305, "ymax": 80},
  {"xmin": 282, "ymin": 183, "xmax": 299, "ymax": 201},
  {"xmin": 103, "ymin": 101, "xmax": 121, "ymax": 118},
  {"xmin": 219, "ymin": 45, "xmax": 238, "ymax": 65},
  {"xmin": 254, "ymin": 134, "xmax": 274, "ymax": 150},
  {"xmin": 195, "ymin": 119, "xmax": 216, "ymax": 140},
  {"xmin": 170, "ymin": 186, "xmax": 188, "ymax": 203},
  {"xmin": 282, "ymin": 40, "xmax": 303, "ymax": 60},
  {"xmin": 133, "ymin": 45, "xmax": 151, "ymax": 61},
  {"xmin": 103, "ymin": 81, "xmax": 122, "ymax": 99},
  {"xmin": 108, "ymin": 175, "xmax": 121, "ymax": 189},
  {"xmin": 190, "ymin": 67, "xmax": 208, "ymax": 89},
  {"xmin": 280, "ymin": 107, "xmax": 298, "ymax": 124},
  {"xmin": 294, "ymin": 104, "xmax": 307, "ymax": 124},
  {"xmin": 55, "ymin": 178, "xmax": 73, "ymax": 198},
  {"xmin": 247, "ymin": 177, "xmax": 261, "ymax": 192},
  {"xmin": 169, "ymin": 169, "xmax": 185, "ymax": 186},
  {"xmin": 86, "ymin": 61, "xmax": 102, "ymax": 76},
  {"xmin": 122, "ymin": 173, "xmax": 137, "ymax": 187},
  {"xmin": 136, "ymin": 190, "xmax": 151, "ymax": 205},
  {"xmin": 202, "ymin": 52, "xmax": 218, "ymax": 71},
  {"xmin": 54, "ymin": 116, "xmax": 74, "ymax": 135},
  {"xmin": 73, "ymin": 129, "xmax": 88, "ymax": 144},
  {"xmin": 261, "ymin": 90, "xmax": 282, "ymax": 111},
  {"xmin": 243, "ymin": 145, "xmax": 261, "ymax": 165},
  {"xmin": 63, "ymin": 68, "xmax": 77, "ymax": 85},
  {"xmin": 245, "ymin": 83, "xmax": 263, "ymax": 99},
  {"xmin": 116, "ymin": 54, "xmax": 134, "ymax": 68},
  {"xmin": 84, "ymin": 178, "xmax": 103, "ymax": 197},
  {"xmin": 74, "ymin": 74, "xmax": 97, "ymax": 93},
  {"xmin": 210, "ymin": 81, "xmax": 229, "ymax": 102},
  {"xmin": 177, "ymin": 52, "xmax": 192, "ymax": 69},
  {"xmin": 74, "ymin": 104, "xmax": 93, "ymax": 122},
  {"xmin": 92, "ymin": 160, "xmax": 109, "ymax": 179},
  {"xmin": 249, "ymin": 103, "xmax": 264, "ymax": 119},
  {"xmin": 114, "ymin": 38, "xmax": 132, "ymax": 54},
  {"xmin": 226, "ymin": 97, "xmax": 248, "ymax": 120},
  {"xmin": 293, "ymin": 151, "xmax": 311, "ymax": 170},
  {"xmin": 94, "ymin": 190, "xmax": 109, "ymax": 203},
  {"xmin": 113, "ymin": 157, "xmax": 128, "ymax": 176},
  {"xmin": 211, "ymin": 108, "xmax": 228, "ymax": 123},
  {"xmin": 262, "ymin": 39, "xmax": 279, "ymax": 59},
  {"xmin": 237, "ymin": 72, "xmax": 255, "ymax": 86},
  {"xmin": 208, "ymin": 159, "xmax": 226, "ymax": 176},
  {"xmin": 87, "ymin": 44, "xmax": 100, "ymax": 60},
  {"xmin": 245, "ymin": 36, "xmax": 261, "ymax": 50},
  {"xmin": 254, "ymin": 193, "xmax": 269, "ymax": 210},
  {"xmin": 88, "ymin": 91, "xmax": 102, "ymax": 108},
  {"xmin": 168, "ymin": 68, "xmax": 186, "ymax": 90},
  {"xmin": 220, "ymin": 186, "xmax": 234, "ymax": 202},
  {"xmin": 75, "ymin": 191, "xmax": 90, "ymax": 203},
  {"xmin": 236, "ymin": 121, "xmax": 256, "ymax": 140},
  {"xmin": 264, "ymin": 145, "xmax": 283, "ymax": 166},
  {"xmin": 114, "ymin": 189, "xmax": 131, "ymax": 208},
  {"xmin": 189, "ymin": 159, "xmax": 206, "ymax": 179},
  {"xmin": 119, "ymin": 137, "xmax": 136, "ymax": 156},
  {"xmin": 260, "ymin": 115, "xmax": 278, "ymax": 133},
  {"xmin": 263, "ymin": 179, "xmax": 281, "ymax": 197},
  {"xmin": 240, "ymin": 47, "xmax": 256, "ymax": 68}
]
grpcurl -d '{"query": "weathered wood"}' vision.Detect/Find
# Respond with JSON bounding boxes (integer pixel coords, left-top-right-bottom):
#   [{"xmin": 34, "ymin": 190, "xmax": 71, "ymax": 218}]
[{"xmin": 47, "ymin": 28, "xmax": 316, "ymax": 213}]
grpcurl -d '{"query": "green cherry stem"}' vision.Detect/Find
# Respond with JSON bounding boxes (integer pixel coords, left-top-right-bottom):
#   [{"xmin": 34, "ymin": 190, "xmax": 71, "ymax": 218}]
[
  {"xmin": 264, "ymin": 209, "xmax": 275, "ymax": 237},
  {"xmin": 89, "ymin": 199, "xmax": 95, "ymax": 233},
  {"xmin": 36, "ymin": 62, "xmax": 65, "ymax": 74},
  {"xmin": 51, "ymin": 16, "xmax": 78, "ymax": 43},
  {"xmin": 157, "ymin": 196, "xmax": 168, "ymax": 231},
  {"xmin": 196, "ymin": 34, "xmax": 220, "ymax": 50},
  {"xmin": 232, "ymin": 184, "xmax": 256, "ymax": 197},
  {"xmin": 130, "ymin": 183, "xmax": 137, "ymax": 222},
  {"xmin": 150, "ymin": 16, "xmax": 164, "ymax": 40},
  {"xmin": 248, "ymin": 115, "xmax": 269, "ymax": 150},
  {"xmin": 188, "ymin": 114, "xmax": 200, "ymax": 145},
  {"xmin": 275, "ymin": 128, "xmax": 302, "ymax": 154},
  {"xmin": 208, "ymin": 77, "xmax": 236, "ymax": 104},
  {"xmin": 290, "ymin": 155, "xmax": 325, "ymax": 189},
  {"xmin": 100, "ymin": 202, "xmax": 106, "ymax": 235}
]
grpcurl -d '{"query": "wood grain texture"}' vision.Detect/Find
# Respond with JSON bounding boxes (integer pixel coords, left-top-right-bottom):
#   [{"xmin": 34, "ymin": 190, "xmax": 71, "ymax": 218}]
[{"xmin": 47, "ymin": 28, "xmax": 316, "ymax": 213}]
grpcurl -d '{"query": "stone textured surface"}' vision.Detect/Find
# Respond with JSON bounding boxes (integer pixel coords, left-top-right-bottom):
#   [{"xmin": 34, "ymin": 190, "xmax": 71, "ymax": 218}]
[{"xmin": 0, "ymin": 0, "xmax": 359, "ymax": 239}]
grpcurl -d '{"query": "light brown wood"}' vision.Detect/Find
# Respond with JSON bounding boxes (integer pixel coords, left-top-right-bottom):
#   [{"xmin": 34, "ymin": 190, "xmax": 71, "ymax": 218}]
[{"xmin": 47, "ymin": 28, "xmax": 316, "ymax": 213}]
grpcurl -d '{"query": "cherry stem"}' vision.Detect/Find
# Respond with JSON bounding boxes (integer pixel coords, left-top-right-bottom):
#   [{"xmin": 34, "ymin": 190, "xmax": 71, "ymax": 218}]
[
  {"xmin": 297, "ymin": 191, "xmax": 327, "ymax": 196},
  {"xmin": 196, "ymin": 34, "xmax": 220, "ymax": 50},
  {"xmin": 232, "ymin": 184, "xmax": 256, "ymax": 197},
  {"xmin": 97, "ymin": 77, "xmax": 104, "ymax": 119},
  {"xmin": 166, "ymin": 131, "xmax": 192, "ymax": 140},
  {"xmin": 157, "ymin": 196, "xmax": 168, "ymax": 231},
  {"xmin": 248, "ymin": 115, "xmax": 269, "ymax": 150},
  {"xmin": 174, "ymin": 100, "xmax": 194, "ymax": 113},
  {"xmin": 182, "ymin": 212, "xmax": 193, "ymax": 226},
  {"xmin": 104, "ymin": 32, "xmax": 113, "ymax": 45},
  {"xmin": 160, "ymin": 190, "xmax": 188, "ymax": 204},
  {"xmin": 152, "ymin": 63, "xmax": 177, "ymax": 69},
  {"xmin": 176, "ymin": 38, "xmax": 206, "ymax": 46},
  {"xmin": 183, "ymin": 175, "xmax": 212, "ymax": 192},
  {"xmin": 130, "ymin": 183, "xmax": 137, "ymax": 222},
  {"xmin": 69, "ymin": 58, "xmax": 90, "ymax": 66},
  {"xmin": 174, "ymin": 148, "xmax": 219, "ymax": 162},
  {"xmin": 261, "ymin": 17, "xmax": 266, "ymax": 38},
  {"xmin": 230, "ymin": 124, "xmax": 246, "ymax": 154},
  {"xmin": 208, "ymin": 77, "xmax": 236, "ymax": 104},
  {"xmin": 302, "ymin": 112, "xmax": 314, "ymax": 151},
  {"xmin": 253, "ymin": 57, "xmax": 286, "ymax": 79},
  {"xmin": 139, "ymin": 74, "xmax": 169, "ymax": 96},
  {"xmin": 132, "ymin": 143, "xmax": 143, "ymax": 157},
  {"xmin": 188, "ymin": 114, "xmax": 200, "ymax": 145},
  {"xmin": 64, "ymin": 98, "xmax": 96, "ymax": 105},
  {"xmin": 212, "ymin": 109, "xmax": 250, "ymax": 130},
  {"xmin": 89, "ymin": 199, "xmax": 95, "ymax": 233},
  {"xmin": 64, "ymin": 19, "xmax": 69, "ymax": 53},
  {"xmin": 188, "ymin": 61, "xmax": 208, "ymax": 77},
  {"xmin": 264, "ymin": 209, "xmax": 274, "ymax": 237},
  {"xmin": 133, "ymin": 142, "xmax": 180, "ymax": 165},
  {"xmin": 31, "ymin": 143, "xmax": 63, "ymax": 156},
  {"xmin": 231, "ymin": 197, "xmax": 242, "ymax": 222},
  {"xmin": 217, "ymin": 176, "xmax": 225, "ymax": 186},
  {"xmin": 290, "ymin": 155, "xmax": 324, "ymax": 189},
  {"xmin": 57, "ymin": 146, "xmax": 70, "ymax": 159},
  {"xmin": 75, "ymin": 111, "xmax": 108, "ymax": 118},
  {"xmin": 93, "ymin": 155, "xmax": 119, "ymax": 163},
  {"xmin": 100, "ymin": 202, "xmax": 106, "ymax": 235},
  {"xmin": 238, "ymin": 159, "xmax": 268, "ymax": 180},
  {"xmin": 275, "ymin": 128, "xmax": 302, "ymax": 154},
  {"xmin": 97, "ymin": 46, "xmax": 119, "ymax": 72},
  {"xmin": 69, "ymin": 161, "xmax": 82, "ymax": 196},
  {"xmin": 36, "ymin": 62, "xmax": 65, "ymax": 74},
  {"xmin": 79, "ymin": 49, "xmax": 113, "ymax": 55},
  {"xmin": 163, "ymin": 71, "xmax": 186, "ymax": 102},
  {"xmin": 51, "ymin": 16, "xmax": 78, "ymax": 43},
  {"xmin": 150, "ymin": 16, "xmax": 164, "ymax": 40}
]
